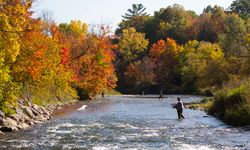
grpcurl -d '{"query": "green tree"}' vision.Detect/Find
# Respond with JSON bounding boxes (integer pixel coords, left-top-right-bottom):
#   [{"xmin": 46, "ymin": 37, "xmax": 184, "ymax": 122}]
[
  {"xmin": 203, "ymin": 5, "xmax": 214, "ymax": 13},
  {"xmin": 182, "ymin": 41, "xmax": 228, "ymax": 92},
  {"xmin": 123, "ymin": 4, "xmax": 148, "ymax": 19},
  {"xmin": 198, "ymin": 6, "xmax": 226, "ymax": 42},
  {"xmin": 219, "ymin": 14, "xmax": 247, "ymax": 57},
  {"xmin": 229, "ymin": 0, "xmax": 250, "ymax": 20},
  {"xmin": 116, "ymin": 4, "xmax": 149, "ymax": 34},
  {"xmin": 144, "ymin": 4, "xmax": 197, "ymax": 44}
]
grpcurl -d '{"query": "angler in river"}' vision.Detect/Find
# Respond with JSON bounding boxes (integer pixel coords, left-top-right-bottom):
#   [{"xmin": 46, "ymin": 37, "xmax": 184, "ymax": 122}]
[
  {"xmin": 173, "ymin": 97, "xmax": 185, "ymax": 119},
  {"xmin": 159, "ymin": 90, "xmax": 163, "ymax": 100}
]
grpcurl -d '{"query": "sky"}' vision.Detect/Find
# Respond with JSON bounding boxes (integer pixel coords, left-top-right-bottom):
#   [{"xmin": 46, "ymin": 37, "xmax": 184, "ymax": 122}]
[{"xmin": 32, "ymin": 0, "xmax": 234, "ymax": 30}]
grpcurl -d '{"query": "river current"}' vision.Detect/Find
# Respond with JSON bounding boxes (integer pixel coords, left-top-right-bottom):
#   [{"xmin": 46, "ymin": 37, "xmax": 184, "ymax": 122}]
[{"xmin": 0, "ymin": 95, "xmax": 249, "ymax": 150}]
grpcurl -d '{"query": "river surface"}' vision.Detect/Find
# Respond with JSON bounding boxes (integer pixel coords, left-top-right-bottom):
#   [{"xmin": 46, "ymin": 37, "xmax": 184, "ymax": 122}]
[{"xmin": 0, "ymin": 95, "xmax": 249, "ymax": 150}]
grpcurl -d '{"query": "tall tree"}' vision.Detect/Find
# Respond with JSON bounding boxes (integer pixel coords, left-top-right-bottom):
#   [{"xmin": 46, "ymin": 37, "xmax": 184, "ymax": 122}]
[
  {"xmin": 0, "ymin": 0, "xmax": 33, "ymax": 113},
  {"xmin": 122, "ymin": 4, "xmax": 148, "ymax": 19},
  {"xmin": 124, "ymin": 57, "xmax": 155, "ymax": 93},
  {"xmin": 229, "ymin": 0, "xmax": 250, "ymax": 20},
  {"xmin": 59, "ymin": 23, "xmax": 117, "ymax": 99},
  {"xmin": 115, "ymin": 27, "xmax": 148, "ymax": 93},
  {"xmin": 74, "ymin": 32, "xmax": 117, "ymax": 99},
  {"xmin": 182, "ymin": 41, "xmax": 228, "ymax": 91},
  {"xmin": 116, "ymin": 4, "xmax": 149, "ymax": 34},
  {"xmin": 149, "ymin": 38, "xmax": 181, "ymax": 92},
  {"xmin": 117, "ymin": 27, "xmax": 149, "ymax": 63},
  {"xmin": 219, "ymin": 14, "xmax": 247, "ymax": 57},
  {"xmin": 144, "ymin": 4, "xmax": 197, "ymax": 44},
  {"xmin": 197, "ymin": 6, "xmax": 226, "ymax": 42}
]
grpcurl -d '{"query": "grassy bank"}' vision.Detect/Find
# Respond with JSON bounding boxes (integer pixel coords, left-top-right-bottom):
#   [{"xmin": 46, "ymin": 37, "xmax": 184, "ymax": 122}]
[
  {"xmin": 208, "ymin": 82, "xmax": 250, "ymax": 126},
  {"xmin": 190, "ymin": 79, "xmax": 250, "ymax": 126},
  {"xmin": 186, "ymin": 97, "xmax": 213, "ymax": 111}
]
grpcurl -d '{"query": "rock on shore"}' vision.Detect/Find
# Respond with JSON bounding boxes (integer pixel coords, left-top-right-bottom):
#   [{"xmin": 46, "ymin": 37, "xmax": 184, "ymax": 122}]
[{"xmin": 0, "ymin": 99, "xmax": 53, "ymax": 132}]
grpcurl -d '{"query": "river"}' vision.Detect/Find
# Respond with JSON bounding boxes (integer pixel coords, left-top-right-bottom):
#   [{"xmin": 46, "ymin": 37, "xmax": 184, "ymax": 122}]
[{"xmin": 0, "ymin": 95, "xmax": 249, "ymax": 150}]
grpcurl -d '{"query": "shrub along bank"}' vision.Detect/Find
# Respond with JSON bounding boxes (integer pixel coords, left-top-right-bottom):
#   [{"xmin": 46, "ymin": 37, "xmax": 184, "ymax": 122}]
[
  {"xmin": 208, "ymin": 79, "xmax": 250, "ymax": 126},
  {"xmin": 186, "ymin": 78, "xmax": 250, "ymax": 127}
]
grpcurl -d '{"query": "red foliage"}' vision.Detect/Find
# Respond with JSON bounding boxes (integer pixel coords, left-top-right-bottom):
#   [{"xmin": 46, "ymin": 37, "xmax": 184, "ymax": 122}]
[{"xmin": 61, "ymin": 47, "xmax": 69, "ymax": 65}]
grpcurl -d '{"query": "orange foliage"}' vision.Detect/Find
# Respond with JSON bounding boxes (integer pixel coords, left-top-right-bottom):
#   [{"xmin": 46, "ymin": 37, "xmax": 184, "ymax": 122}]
[
  {"xmin": 57, "ymin": 24, "xmax": 117, "ymax": 98},
  {"xmin": 149, "ymin": 38, "xmax": 181, "ymax": 89},
  {"xmin": 75, "ymin": 34, "xmax": 117, "ymax": 96},
  {"xmin": 150, "ymin": 38, "xmax": 179, "ymax": 65}
]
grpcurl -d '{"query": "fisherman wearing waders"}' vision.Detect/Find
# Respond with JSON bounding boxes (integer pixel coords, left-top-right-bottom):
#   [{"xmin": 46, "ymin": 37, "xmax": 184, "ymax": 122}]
[
  {"xmin": 173, "ymin": 97, "xmax": 185, "ymax": 119},
  {"xmin": 159, "ymin": 90, "xmax": 163, "ymax": 100}
]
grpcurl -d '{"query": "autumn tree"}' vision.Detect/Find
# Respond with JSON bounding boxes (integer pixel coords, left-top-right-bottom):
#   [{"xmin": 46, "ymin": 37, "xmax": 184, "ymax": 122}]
[
  {"xmin": 124, "ymin": 57, "xmax": 155, "ymax": 93},
  {"xmin": 115, "ymin": 27, "xmax": 148, "ymax": 92},
  {"xmin": 11, "ymin": 18, "xmax": 77, "ymax": 105},
  {"xmin": 242, "ymin": 34, "xmax": 250, "ymax": 74},
  {"xmin": 181, "ymin": 41, "xmax": 228, "ymax": 92},
  {"xmin": 149, "ymin": 38, "xmax": 181, "ymax": 92},
  {"xmin": 58, "ymin": 20, "xmax": 88, "ymax": 60},
  {"xmin": 197, "ymin": 6, "xmax": 227, "ymax": 42},
  {"xmin": 73, "ymin": 32, "xmax": 117, "ymax": 99},
  {"xmin": 59, "ymin": 23, "xmax": 117, "ymax": 99},
  {"xmin": 144, "ymin": 4, "xmax": 198, "ymax": 44},
  {"xmin": 0, "ymin": 0, "xmax": 34, "ymax": 113},
  {"xmin": 117, "ymin": 28, "xmax": 148, "ymax": 63}
]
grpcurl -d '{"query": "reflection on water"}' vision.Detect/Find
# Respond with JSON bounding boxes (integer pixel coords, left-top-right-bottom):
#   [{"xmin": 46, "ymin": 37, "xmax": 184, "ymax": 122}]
[{"xmin": 0, "ymin": 95, "xmax": 249, "ymax": 150}]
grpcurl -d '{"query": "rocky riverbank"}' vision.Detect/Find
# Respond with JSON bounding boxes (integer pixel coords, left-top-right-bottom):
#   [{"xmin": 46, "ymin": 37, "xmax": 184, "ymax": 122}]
[{"xmin": 0, "ymin": 99, "xmax": 55, "ymax": 134}]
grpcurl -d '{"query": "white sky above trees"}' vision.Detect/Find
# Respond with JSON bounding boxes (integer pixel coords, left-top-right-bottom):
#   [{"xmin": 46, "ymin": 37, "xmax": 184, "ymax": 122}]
[{"xmin": 33, "ymin": 0, "xmax": 233, "ymax": 31}]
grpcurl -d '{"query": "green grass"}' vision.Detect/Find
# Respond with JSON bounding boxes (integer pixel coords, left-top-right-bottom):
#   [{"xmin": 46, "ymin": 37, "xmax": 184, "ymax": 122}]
[{"xmin": 188, "ymin": 97, "xmax": 213, "ymax": 111}]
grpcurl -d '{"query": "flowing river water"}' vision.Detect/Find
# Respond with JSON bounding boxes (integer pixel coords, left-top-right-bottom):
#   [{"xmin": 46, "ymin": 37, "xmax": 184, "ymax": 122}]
[{"xmin": 0, "ymin": 95, "xmax": 249, "ymax": 150}]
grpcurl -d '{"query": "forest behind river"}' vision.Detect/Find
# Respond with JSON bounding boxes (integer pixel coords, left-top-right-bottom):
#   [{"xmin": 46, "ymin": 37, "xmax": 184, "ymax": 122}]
[{"xmin": 0, "ymin": 0, "xmax": 250, "ymax": 129}]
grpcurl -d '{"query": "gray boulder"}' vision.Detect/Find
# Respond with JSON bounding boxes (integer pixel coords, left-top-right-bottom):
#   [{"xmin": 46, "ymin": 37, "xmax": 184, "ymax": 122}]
[
  {"xmin": 33, "ymin": 120, "xmax": 43, "ymax": 124},
  {"xmin": 0, "ymin": 110, "xmax": 4, "ymax": 126},
  {"xmin": 16, "ymin": 108, "xmax": 31, "ymax": 123},
  {"xmin": 10, "ymin": 114, "xmax": 25, "ymax": 123},
  {"xmin": 1, "ymin": 117, "xmax": 19, "ymax": 132},
  {"xmin": 31, "ymin": 107, "xmax": 40, "ymax": 116},
  {"xmin": 16, "ymin": 108, "xmax": 24, "ymax": 115},
  {"xmin": 24, "ymin": 107, "xmax": 35, "ymax": 118},
  {"xmin": 36, "ymin": 115, "xmax": 47, "ymax": 122},
  {"xmin": 0, "ymin": 117, "xmax": 3, "ymax": 127},
  {"xmin": 27, "ymin": 121, "xmax": 35, "ymax": 126},
  {"xmin": 23, "ymin": 115, "xmax": 32, "ymax": 123},
  {"xmin": 0, "ymin": 110, "xmax": 4, "ymax": 119},
  {"xmin": 3, "ymin": 117, "xmax": 18, "ymax": 127},
  {"xmin": 33, "ymin": 104, "xmax": 44, "ymax": 114},
  {"xmin": 17, "ymin": 123, "xmax": 29, "ymax": 130}
]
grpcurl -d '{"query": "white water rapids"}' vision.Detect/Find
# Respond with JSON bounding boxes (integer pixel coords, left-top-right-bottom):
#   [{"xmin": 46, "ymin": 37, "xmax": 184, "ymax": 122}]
[{"xmin": 0, "ymin": 95, "xmax": 249, "ymax": 150}]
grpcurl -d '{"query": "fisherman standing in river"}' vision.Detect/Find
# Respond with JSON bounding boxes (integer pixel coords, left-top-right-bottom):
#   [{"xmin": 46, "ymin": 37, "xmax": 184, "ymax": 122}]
[
  {"xmin": 173, "ymin": 97, "xmax": 185, "ymax": 119},
  {"xmin": 159, "ymin": 90, "xmax": 163, "ymax": 100}
]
